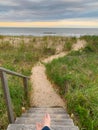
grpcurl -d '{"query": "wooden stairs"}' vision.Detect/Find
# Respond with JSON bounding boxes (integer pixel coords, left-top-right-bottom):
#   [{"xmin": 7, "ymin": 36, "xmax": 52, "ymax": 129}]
[{"xmin": 7, "ymin": 107, "xmax": 79, "ymax": 130}]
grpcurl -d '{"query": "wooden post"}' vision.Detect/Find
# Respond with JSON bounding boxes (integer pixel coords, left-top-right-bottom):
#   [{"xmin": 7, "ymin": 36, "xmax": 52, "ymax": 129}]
[
  {"xmin": 23, "ymin": 77, "xmax": 28, "ymax": 98},
  {"xmin": 1, "ymin": 71, "xmax": 14, "ymax": 123}
]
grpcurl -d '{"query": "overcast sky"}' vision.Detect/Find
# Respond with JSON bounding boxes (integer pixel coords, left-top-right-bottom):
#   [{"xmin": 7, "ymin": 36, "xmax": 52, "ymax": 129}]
[{"xmin": 0, "ymin": 0, "xmax": 98, "ymax": 27}]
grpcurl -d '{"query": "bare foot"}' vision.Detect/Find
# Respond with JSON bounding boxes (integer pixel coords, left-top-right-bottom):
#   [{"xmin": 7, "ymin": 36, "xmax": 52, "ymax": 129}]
[
  {"xmin": 43, "ymin": 113, "xmax": 51, "ymax": 128},
  {"xmin": 36, "ymin": 122, "xmax": 43, "ymax": 130}
]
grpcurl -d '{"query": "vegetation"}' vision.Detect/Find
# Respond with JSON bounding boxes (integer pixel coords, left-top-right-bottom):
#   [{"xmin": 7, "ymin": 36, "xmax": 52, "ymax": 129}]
[
  {"xmin": 46, "ymin": 36, "xmax": 98, "ymax": 130},
  {"xmin": 0, "ymin": 35, "xmax": 76, "ymax": 129},
  {"xmin": 63, "ymin": 36, "xmax": 77, "ymax": 51}
]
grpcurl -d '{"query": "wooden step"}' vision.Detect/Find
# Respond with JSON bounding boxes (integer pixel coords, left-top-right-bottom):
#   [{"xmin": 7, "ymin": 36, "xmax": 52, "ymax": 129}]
[
  {"xmin": 28, "ymin": 107, "xmax": 66, "ymax": 114},
  {"xmin": 7, "ymin": 124, "xmax": 79, "ymax": 130},
  {"xmin": 22, "ymin": 112, "xmax": 70, "ymax": 119},
  {"xmin": 15, "ymin": 117, "xmax": 74, "ymax": 126}
]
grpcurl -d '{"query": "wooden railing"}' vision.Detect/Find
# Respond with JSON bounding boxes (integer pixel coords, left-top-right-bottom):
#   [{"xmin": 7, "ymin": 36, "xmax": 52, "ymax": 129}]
[{"xmin": 0, "ymin": 67, "xmax": 29, "ymax": 123}]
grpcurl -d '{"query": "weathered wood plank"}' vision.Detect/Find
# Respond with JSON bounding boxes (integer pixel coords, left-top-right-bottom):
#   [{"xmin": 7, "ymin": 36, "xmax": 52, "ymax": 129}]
[
  {"xmin": 23, "ymin": 77, "xmax": 28, "ymax": 98},
  {"xmin": 0, "ymin": 67, "xmax": 29, "ymax": 78},
  {"xmin": 1, "ymin": 71, "xmax": 14, "ymax": 123}
]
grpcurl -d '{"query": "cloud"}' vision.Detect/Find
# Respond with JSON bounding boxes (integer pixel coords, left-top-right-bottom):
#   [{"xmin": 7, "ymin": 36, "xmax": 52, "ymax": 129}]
[{"xmin": 0, "ymin": 0, "xmax": 98, "ymax": 21}]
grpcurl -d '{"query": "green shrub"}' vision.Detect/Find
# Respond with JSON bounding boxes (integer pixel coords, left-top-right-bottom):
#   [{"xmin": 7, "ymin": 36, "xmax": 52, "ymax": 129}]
[{"xmin": 64, "ymin": 42, "xmax": 72, "ymax": 51}]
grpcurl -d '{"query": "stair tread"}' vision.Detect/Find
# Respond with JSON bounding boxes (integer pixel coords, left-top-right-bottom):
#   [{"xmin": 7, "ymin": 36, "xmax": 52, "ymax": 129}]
[
  {"xmin": 15, "ymin": 117, "xmax": 74, "ymax": 125},
  {"xmin": 28, "ymin": 107, "xmax": 66, "ymax": 113},
  {"xmin": 7, "ymin": 124, "xmax": 79, "ymax": 130},
  {"xmin": 29, "ymin": 107, "xmax": 65, "ymax": 110},
  {"xmin": 16, "ymin": 117, "xmax": 72, "ymax": 121},
  {"xmin": 22, "ymin": 113, "xmax": 70, "ymax": 118}
]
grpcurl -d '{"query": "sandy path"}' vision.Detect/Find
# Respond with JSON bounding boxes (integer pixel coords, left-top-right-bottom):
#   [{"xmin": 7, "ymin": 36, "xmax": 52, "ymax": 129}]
[
  {"xmin": 30, "ymin": 53, "xmax": 67, "ymax": 107},
  {"xmin": 30, "ymin": 40, "xmax": 86, "ymax": 107},
  {"xmin": 72, "ymin": 39, "xmax": 86, "ymax": 51},
  {"xmin": 43, "ymin": 52, "xmax": 68, "ymax": 63},
  {"xmin": 30, "ymin": 64, "xmax": 65, "ymax": 107}
]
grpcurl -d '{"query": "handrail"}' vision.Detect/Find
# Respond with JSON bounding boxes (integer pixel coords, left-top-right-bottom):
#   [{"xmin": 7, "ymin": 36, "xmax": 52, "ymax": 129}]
[
  {"xmin": 0, "ymin": 67, "xmax": 29, "ymax": 124},
  {"xmin": 0, "ymin": 67, "xmax": 29, "ymax": 78}
]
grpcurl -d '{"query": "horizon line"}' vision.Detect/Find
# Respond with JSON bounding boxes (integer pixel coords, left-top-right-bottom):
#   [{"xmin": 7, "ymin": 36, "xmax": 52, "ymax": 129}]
[{"xmin": 0, "ymin": 26, "xmax": 98, "ymax": 29}]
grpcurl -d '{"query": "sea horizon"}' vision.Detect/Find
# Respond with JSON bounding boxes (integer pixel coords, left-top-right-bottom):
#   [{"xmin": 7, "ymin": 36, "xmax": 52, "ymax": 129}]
[{"xmin": 0, "ymin": 27, "xmax": 98, "ymax": 37}]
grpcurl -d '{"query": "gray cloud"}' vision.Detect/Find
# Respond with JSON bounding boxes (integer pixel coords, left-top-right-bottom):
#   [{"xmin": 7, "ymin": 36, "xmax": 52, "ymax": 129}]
[{"xmin": 0, "ymin": 0, "xmax": 98, "ymax": 21}]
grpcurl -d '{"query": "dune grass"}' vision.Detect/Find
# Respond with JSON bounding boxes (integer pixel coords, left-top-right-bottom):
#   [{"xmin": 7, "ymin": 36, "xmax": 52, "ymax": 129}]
[
  {"xmin": 0, "ymin": 39, "xmax": 33, "ymax": 129},
  {"xmin": 45, "ymin": 36, "xmax": 98, "ymax": 130}
]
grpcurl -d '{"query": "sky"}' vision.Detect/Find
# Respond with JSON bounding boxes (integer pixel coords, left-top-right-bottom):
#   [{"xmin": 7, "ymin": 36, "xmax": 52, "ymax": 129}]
[{"xmin": 0, "ymin": 0, "xmax": 98, "ymax": 28}]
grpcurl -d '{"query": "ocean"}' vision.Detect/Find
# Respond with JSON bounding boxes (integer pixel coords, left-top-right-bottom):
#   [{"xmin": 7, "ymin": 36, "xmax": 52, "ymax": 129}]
[{"xmin": 0, "ymin": 27, "xmax": 98, "ymax": 37}]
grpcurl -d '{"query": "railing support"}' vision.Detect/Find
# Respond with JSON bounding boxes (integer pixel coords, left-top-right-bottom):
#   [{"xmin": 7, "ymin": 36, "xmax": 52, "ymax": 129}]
[
  {"xmin": 0, "ymin": 67, "xmax": 29, "ymax": 124},
  {"xmin": 23, "ymin": 77, "xmax": 28, "ymax": 98},
  {"xmin": 1, "ymin": 72, "xmax": 14, "ymax": 123}
]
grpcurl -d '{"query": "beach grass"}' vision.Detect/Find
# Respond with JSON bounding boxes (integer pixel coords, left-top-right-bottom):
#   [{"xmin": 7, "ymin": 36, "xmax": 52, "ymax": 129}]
[{"xmin": 45, "ymin": 36, "xmax": 98, "ymax": 130}]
